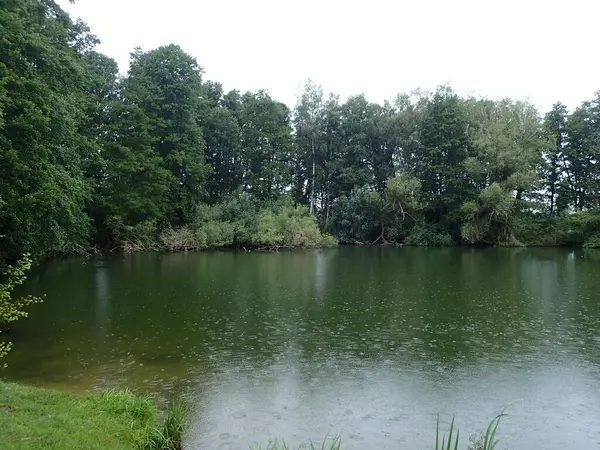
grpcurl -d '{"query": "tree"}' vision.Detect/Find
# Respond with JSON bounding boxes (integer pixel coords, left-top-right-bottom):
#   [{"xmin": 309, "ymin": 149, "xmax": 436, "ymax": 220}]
[
  {"xmin": 328, "ymin": 188, "xmax": 382, "ymax": 244},
  {"xmin": 124, "ymin": 45, "xmax": 209, "ymax": 224},
  {"xmin": 0, "ymin": 0, "xmax": 95, "ymax": 262},
  {"xmin": 203, "ymin": 85, "xmax": 244, "ymax": 201},
  {"xmin": 238, "ymin": 91, "xmax": 294, "ymax": 200},
  {"xmin": 94, "ymin": 102, "xmax": 174, "ymax": 240},
  {"xmin": 563, "ymin": 93, "xmax": 600, "ymax": 211},
  {"xmin": 417, "ymin": 87, "xmax": 470, "ymax": 232},
  {"xmin": 381, "ymin": 172, "xmax": 422, "ymax": 242},
  {"xmin": 391, "ymin": 91, "xmax": 428, "ymax": 174},
  {"xmin": 0, "ymin": 253, "xmax": 42, "ymax": 366},
  {"xmin": 334, "ymin": 95, "xmax": 373, "ymax": 197},
  {"xmin": 543, "ymin": 102, "xmax": 568, "ymax": 214},
  {"xmin": 293, "ymin": 80, "xmax": 326, "ymax": 215},
  {"xmin": 461, "ymin": 99, "xmax": 543, "ymax": 244}
]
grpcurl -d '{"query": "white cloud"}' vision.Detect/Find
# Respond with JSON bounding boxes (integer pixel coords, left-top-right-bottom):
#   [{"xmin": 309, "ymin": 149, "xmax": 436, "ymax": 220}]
[{"xmin": 59, "ymin": 0, "xmax": 599, "ymax": 113}]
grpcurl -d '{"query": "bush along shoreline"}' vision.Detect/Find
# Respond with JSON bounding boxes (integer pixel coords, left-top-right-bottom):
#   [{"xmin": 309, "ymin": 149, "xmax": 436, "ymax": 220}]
[{"xmin": 107, "ymin": 198, "xmax": 337, "ymax": 253}]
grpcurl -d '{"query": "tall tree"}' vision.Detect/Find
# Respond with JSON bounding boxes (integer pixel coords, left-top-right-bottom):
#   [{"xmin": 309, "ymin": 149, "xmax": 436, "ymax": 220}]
[
  {"xmin": 203, "ymin": 84, "xmax": 244, "ymax": 201},
  {"xmin": 563, "ymin": 93, "xmax": 600, "ymax": 210},
  {"xmin": 293, "ymin": 80, "xmax": 325, "ymax": 214},
  {"xmin": 417, "ymin": 87, "xmax": 470, "ymax": 230},
  {"xmin": 239, "ymin": 91, "xmax": 294, "ymax": 200},
  {"xmin": 0, "ymin": 0, "xmax": 95, "ymax": 261},
  {"xmin": 124, "ymin": 45, "xmax": 209, "ymax": 224},
  {"xmin": 95, "ymin": 102, "xmax": 173, "ymax": 238},
  {"xmin": 320, "ymin": 94, "xmax": 344, "ymax": 225},
  {"xmin": 461, "ymin": 99, "xmax": 543, "ymax": 244},
  {"xmin": 335, "ymin": 95, "xmax": 372, "ymax": 196},
  {"xmin": 543, "ymin": 102, "xmax": 568, "ymax": 214}
]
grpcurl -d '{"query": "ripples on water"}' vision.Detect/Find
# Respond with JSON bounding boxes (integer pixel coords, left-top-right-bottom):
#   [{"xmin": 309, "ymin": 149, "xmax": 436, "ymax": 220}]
[{"xmin": 5, "ymin": 248, "xmax": 600, "ymax": 449}]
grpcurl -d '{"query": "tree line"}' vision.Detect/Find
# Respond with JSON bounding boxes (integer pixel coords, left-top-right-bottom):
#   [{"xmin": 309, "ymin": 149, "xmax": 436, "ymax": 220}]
[{"xmin": 1, "ymin": 0, "xmax": 600, "ymax": 267}]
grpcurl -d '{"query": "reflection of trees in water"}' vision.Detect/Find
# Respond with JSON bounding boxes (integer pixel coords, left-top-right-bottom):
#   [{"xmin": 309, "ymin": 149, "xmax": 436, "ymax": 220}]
[
  {"xmin": 9, "ymin": 248, "xmax": 600, "ymax": 396},
  {"xmin": 94, "ymin": 263, "xmax": 110, "ymax": 338}
]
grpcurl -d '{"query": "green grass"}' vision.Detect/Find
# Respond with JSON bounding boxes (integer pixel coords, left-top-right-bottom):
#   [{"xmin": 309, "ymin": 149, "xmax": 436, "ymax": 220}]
[
  {"xmin": 142, "ymin": 401, "xmax": 188, "ymax": 450},
  {"xmin": 250, "ymin": 436, "xmax": 342, "ymax": 450},
  {"xmin": 1, "ymin": 380, "xmax": 511, "ymax": 450},
  {"xmin": 437, "ymin": 407, "xmax": 510, "ymax": 450},
  {"xmin": 0, "ymin": 382, "xmax": 185, "ymax": 450}
]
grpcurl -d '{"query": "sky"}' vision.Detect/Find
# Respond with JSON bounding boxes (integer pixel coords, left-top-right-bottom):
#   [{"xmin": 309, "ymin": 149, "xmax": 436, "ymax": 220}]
[{"xmin": 58, "ymin": 0, "xmax": 600, "ymax": 113}]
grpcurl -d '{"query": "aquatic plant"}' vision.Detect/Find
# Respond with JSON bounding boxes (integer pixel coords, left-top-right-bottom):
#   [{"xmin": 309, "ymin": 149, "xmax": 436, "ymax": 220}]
[
  {"xmin": 437, "ymin": 407, "xmax": 509, "ymax": 450},
  {"xmin": 250, "ymin": 436, "xmax": 342, "ymax": 450},
  {"xmin": 142, "ymin": 401, "xmax": 188, "ymax": 450},
  {"xmin": 436, "ymin": 415, "xmax": 460, "ymax": 450}
]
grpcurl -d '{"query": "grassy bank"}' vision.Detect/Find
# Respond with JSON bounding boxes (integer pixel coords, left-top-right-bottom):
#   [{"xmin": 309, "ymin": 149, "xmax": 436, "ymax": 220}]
[
  {"xmin": 1, "ymin": 380, "xmax": 509, "ymax": 450},
  {"xmin": 0, "ymin": 382, "xmax": 185, "ymax": 450}
]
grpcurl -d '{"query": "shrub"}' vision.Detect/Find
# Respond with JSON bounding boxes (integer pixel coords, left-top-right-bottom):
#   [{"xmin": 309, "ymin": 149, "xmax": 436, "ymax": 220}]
[
  {"xmin": 583, "ymin": 234, "xmax": 600, "ymax": 248},
  {"xmin": 406, "ymin": 222, "xmax": 455, "ymax": 246},
  {"xmin": 327, "ymin": 188, "xmax": 382, "ymax": 244},
  {"xmin": 159, "ymin": 227, "xmax": 203, "ymax": 251},
  {"xmin": 106, "ymin": 217, "xmax": 160, "ymax": 252},
  {"xmin": 142, "ymin": 402, "xmax": 188, "ymax": 450},
  {"xmin": 256, "ymin": 206, "xmax": 336, "ymax": 248},
  {"xmin": 0, "ymin": 253, "xmax": 43, "ymax": 366},
  {"xmin": 196, "ymin": 220, "xmax": 235, "ymax": 248}
]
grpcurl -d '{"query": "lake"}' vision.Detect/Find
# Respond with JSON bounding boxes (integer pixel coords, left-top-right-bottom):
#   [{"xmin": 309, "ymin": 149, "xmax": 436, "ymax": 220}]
[{"xmin": 3, "ymin": 248, "xmax": 600, "ymax": 449}]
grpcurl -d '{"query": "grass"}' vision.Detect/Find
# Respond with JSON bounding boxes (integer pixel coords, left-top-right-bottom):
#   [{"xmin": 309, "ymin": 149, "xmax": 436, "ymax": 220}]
[
  {"xmin": 142, "ymin": 401, "xmax": 188, "ymax": 450},
  {"xmin": 1, "ymin": 380, "xmax": 510, "ymax": 450},
  {"xmin": 0, "ymin": 381, "xmax": 186, "ymax": 450},
  {"xmin": 436, "ymin": 407, "xmax": 510, "ymax": 450},
  {"xmin": 250, "ymin": 436, "xmax": 342, "ymax": 450}
]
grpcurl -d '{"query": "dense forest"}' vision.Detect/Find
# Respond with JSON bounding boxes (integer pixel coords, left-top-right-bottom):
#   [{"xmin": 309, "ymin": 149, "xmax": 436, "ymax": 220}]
[{"xmin": 1, "ymin": 0, "xmax": 600, "ymax": 267}]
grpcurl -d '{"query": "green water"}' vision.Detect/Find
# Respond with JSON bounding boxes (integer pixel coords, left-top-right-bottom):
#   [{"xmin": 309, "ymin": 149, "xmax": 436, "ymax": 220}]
[{"xmin": 4, "ymin": 248, "xmax": 600, "ymax": 449}]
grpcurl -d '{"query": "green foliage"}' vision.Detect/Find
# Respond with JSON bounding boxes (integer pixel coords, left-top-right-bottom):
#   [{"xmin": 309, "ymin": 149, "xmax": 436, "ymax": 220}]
[
  {"xmin": 250, "ymin": 436, "xmax": 342, "ymax": 450},
  {"xmin": 238, "ymin": 91, "xmax": 295, "ymax": 201},
  {"xmin": 107, "ymin": 218, "xmax": 160, "ymax": 252},
  {"xmin": 512, "ymin": 215, "xmax": 566, "ymax": 247},
  {"xmin": 418, "ymin": 87, "xmax": 471, "ymax": 224},
  {"xmin": 94, "ymin": 102, "xmax": 174, "ymax": 233},
  {"xmin": 0, "ymin": 254, "xmax": 43, "ymax": 365},
  {"xmin": 1, "ymin": 0, "xmax": 600, "ymax": 259},
  {"xmin": 255, "ymin": 206, "xmax": 336, "ymax": 248},
  {"xmin": 0, "ymin": 381, "xmax": 186, "ymax": 450},
  {"xmin": 100, "ymin": 389, "xmax": 156, "ymax": 423},
  {"xmin": 106, "ymin": 195, "xmax": 336, "ymax": 252},
  {"xmin": 328, "ymin": 188, "xmax": 382, "ymax": 244},
  {"xmin": 159, "ymin": 226, "xmax": 201, "ymax": 252},
  {"xmin": 435, "ymin": 416, "xmax": 460, "ymax": 450},
  {"xmin": 460, "ymin": 183, "xmax": 517, "ymax": 245},
  {"xmin": 583, "ymin": 235, "xmax": 600, "ymax": 248},
  {"xmin": 481, "ymin": 409, "xmax": 508, "ymax": 450},
  {"xmin": 436, "ymin": 408, "xmax": 508, "ymax": 450},
  {"xmin": 142, "ymin": 402, "xmax": 188, "ymax": 450},
  {"xmin": 562, "ymin": 210, "xmax": 600, "ymax": 246},
  {"xmin": 0, "ymin": 0, "xmax": 95, "ymax": 261},
  {"xmin": 125, "ymin": 44, "xmax": 209, "ymax": 224},
  {"xmin": 406, "ymin": 221, "xmax": 455, "ymax": 246},
  {"xmin": 382, "ymin": 173, "xmax": 422, "ymax": 242}
]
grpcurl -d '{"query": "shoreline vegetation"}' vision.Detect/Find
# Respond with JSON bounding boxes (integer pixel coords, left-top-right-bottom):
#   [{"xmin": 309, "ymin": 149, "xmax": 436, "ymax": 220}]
[
  {"xmin": 1, "ymin": 381, "xmax": 509, "ymax": 450},
  {"xmin": 2, "ymin": 1, "xmax": 600, "ymax": 268},
  {"xmin": 0, "ymin": 382, "xmax": 187, "ymax": 450}
]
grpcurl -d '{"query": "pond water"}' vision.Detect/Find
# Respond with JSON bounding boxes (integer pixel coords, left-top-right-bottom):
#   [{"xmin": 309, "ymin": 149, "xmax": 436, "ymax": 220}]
[{"xmin": 3, "ymin": 248, "xmax": 600, "ymax": 449}]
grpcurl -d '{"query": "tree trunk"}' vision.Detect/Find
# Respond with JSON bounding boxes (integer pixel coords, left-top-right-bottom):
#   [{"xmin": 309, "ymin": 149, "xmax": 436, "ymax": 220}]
[{"xmin": 309, "ymin": 138, "xmax": 316, "ymax": 216}]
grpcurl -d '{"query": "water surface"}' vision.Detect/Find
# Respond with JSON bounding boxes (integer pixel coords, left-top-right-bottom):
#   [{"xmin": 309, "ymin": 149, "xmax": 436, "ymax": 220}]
[{"xmin": 4, "ymin": 248, "xmax": 600, "ymax": 449}]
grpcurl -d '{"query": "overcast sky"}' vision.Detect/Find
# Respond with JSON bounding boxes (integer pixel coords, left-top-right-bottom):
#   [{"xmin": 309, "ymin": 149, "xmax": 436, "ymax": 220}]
[{"xmin": 58, "ymin": 0, "xmax": 599, "ymax": 113}]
